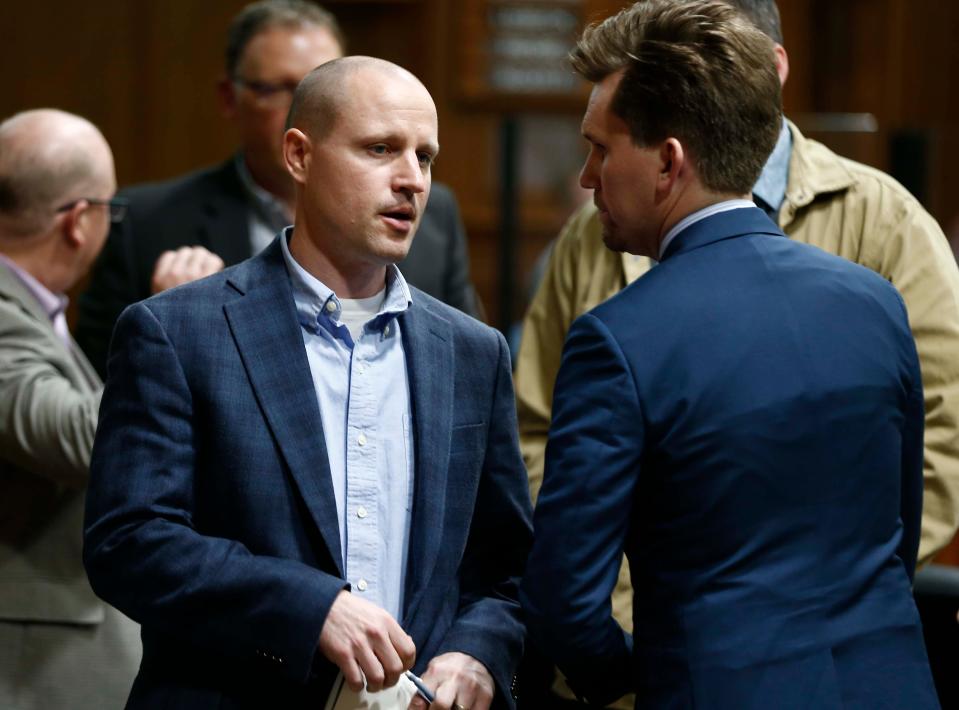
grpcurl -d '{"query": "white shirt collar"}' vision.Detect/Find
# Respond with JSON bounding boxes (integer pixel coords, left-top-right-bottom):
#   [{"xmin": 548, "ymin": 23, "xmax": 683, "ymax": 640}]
[{"xmin": 658, "ymin": 199, "xmax": 757, "ymax": 260}]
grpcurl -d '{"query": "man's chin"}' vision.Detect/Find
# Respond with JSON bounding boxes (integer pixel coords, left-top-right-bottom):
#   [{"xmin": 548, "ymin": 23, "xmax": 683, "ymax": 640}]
[
  {"xmin": 375, "ymin": 240, "xmax": 413, "ymax": 266},
  {"xmin": 601, "ymin": 228, "xmax": 627, "ymax": 253}
]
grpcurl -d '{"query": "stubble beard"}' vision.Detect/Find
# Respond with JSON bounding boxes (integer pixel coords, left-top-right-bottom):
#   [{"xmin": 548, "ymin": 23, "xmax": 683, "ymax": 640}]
[
  {"xmin": 600, "ymin": 225, "xmax": 627, "ymax": 253},
  {"xmin": 368, "ymin": 224, "xmax": 414, "ymax": 266}
]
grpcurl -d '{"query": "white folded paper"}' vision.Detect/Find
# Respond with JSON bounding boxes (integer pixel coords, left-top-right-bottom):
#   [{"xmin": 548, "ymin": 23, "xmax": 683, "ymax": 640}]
[{"xmin": 325, "ymin": 672, "xmax": 419, "ymax": 710}]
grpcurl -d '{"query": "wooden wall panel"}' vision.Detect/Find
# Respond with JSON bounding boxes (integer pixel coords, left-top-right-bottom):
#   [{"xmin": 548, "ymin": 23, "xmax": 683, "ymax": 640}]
[
  {"xmin": 0, "ymin": 2, "xmax": 257, "ymax": 185},
  {"xmin": 3, "ymin": 1, "xmax": 959, "ymax": 559}
]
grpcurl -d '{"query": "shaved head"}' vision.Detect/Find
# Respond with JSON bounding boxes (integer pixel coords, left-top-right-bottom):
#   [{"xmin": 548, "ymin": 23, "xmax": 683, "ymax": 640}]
[
  {"xmin": 0, "ymin": 109, "xmax": 113, "ymax": 237},
  {"xmin": 281, "ymin": 55, "xmax": 437, "ymax": 296},
  {"xmin": 286, "ymin": 56, "xmax": 429, "ymax": 139}
]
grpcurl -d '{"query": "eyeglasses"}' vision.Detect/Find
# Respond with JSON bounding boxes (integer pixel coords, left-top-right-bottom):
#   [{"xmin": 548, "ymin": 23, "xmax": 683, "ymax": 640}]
[
  {"xmin": 56, "ymin": 197, "xmax": 129, "ymax": 223},
  {"xmin": 234, "ymin": 77, "xmax": 299, "ymax": 109}
]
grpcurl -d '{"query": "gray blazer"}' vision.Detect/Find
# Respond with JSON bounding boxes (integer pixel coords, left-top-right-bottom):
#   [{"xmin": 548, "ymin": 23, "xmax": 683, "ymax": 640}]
[{"xmin": 0, "ymin": 262, "xmax": 139, "ymax": 708}]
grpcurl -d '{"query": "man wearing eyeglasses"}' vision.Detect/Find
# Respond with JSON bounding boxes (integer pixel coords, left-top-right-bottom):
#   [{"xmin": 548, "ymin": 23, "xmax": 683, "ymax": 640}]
[
  {"xmin": 0, "ymin": 109, "xmax": 140, "ymax": 710},
  {"xmin": 76, "ymin": 0, "xmax": 483, "ymax": 378}
]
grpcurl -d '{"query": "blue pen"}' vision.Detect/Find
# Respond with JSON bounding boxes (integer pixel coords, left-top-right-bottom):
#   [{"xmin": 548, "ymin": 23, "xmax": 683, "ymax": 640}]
[{"xmin": 405, "ymin": 671, "xmax": 434, "ymax": 704}]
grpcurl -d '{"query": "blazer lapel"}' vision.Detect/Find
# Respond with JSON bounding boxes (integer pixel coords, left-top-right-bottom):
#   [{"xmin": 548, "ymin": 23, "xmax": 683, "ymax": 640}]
[
  {"xmin": 0, "ymin": 263, "xmax": 49, "ymax": 325},
  {"xmin": 399, "ymin": 300, "xmax": 453, "ymax": 625},
  {"xmin": 223, "ymin": 241, "xmax": 344, "ymax": 575}
]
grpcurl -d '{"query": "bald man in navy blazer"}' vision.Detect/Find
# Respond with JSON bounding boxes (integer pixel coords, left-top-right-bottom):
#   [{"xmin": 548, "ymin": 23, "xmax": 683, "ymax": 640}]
[
  {"xmin": 84, "ymin": 58, "xmax": 531, "ymax": 710},
  {"xmin": 521, "ymin": 3, "xmax": 937, "ymax": 708}
]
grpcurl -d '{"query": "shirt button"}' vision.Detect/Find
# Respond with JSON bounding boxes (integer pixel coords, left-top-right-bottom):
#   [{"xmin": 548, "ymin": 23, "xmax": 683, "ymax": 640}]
[
  {"xmin": 355, "ymin": 363, "xmax": 365, "ymax": 374},
  {"xmin": 357, "ymin": 578, "xmax": 368, "ymax": 591},
  {"xmin": 383, "ymin": 324, "xmax": 391, "ymax": 336},
  {"xmin": 325, "ymin": 301, "xmax": 336, "ymax": 312},
  {"xmin": 357, "ymin": 506, "xmax": 368, "ymax": 519},
  {"xmin": 357, "ymin": 433, "xmax": 367, "ymax": 446}
]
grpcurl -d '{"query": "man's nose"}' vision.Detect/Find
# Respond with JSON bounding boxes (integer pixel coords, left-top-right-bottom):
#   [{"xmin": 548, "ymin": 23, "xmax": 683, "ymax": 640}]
[
  {"xmin": 579, "ymin": 156, "xmax": 599, "ymax": 190},
  {"xmin": 393, "ymin": 152, "xmax": 428, "ymax": 195}
]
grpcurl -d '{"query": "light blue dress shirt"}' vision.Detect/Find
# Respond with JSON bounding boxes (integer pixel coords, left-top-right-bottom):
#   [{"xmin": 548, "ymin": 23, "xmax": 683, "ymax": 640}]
[
  {"xmin": 752, "ymin": 118, "xmax": 793, "ymax": 216},
  {"xmin": 658, "ymin": 199, "xmax": 757, "ymax": 259},
  {"xmin": 280, "ymin": 228, "xmax": 414, "ymax": 621}
]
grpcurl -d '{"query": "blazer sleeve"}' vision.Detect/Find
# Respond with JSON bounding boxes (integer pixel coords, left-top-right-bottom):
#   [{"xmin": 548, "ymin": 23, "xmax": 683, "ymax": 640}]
[
  {"xmin": 520, "ymin": 312, "xmax": 639, "ymax": 705},
  {"xmin": 0, "ymin": 299, "xmax": 100, "ymax": 486},
  {"xmin": 433, "ymin": 329, "xmax": 533, "ymax": 704},
  {"xmin": 865, "ymin": 193, "xmax": 959, "ymax": 563},
  {"xmin": 898, "ymin": 300, "xmax": 926, "ymax": 581},
  {"xmin": 83, "ymin": 301, "xmax": 346, "ymax": 684}
]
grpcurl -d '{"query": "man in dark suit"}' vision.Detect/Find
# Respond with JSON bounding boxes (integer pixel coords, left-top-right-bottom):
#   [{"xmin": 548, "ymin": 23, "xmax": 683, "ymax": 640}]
[
  {"xmin": 83, "ymin": 57, "xmax": 531, "ymax": 710},
  {"xmin": 76, "ymin": 0, "xmax": 481, "ymax": 378},
  {"xmin": 520, "ymin": 2, "xmax": 938, "ymax": 708}
]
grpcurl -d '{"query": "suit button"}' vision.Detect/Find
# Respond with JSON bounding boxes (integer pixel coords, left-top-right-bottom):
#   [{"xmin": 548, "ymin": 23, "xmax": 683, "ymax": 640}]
[{"xmin": 357, "ymin": 578, "xmax": 368, "ymax": 591}]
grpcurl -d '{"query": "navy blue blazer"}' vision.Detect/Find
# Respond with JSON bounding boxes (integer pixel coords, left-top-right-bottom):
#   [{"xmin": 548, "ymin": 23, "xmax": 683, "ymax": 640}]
[
  {"xmin": 83, "ymin": 237, "xmax": 532, "ymax": 709},
  {"xmin": 522, "ymin": 208, "xmax": 938, "ymax": 709}
]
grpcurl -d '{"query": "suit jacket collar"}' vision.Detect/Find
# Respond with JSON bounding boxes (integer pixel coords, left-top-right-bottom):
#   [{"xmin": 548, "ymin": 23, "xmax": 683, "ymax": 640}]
[
  {"xmin": 0, "ymin": 260, "xmax": 50, "ymax": 325},
  {"xmin": 223, "ymin": 240, "xmax": 344, "ymax": 575},
  {"xmin": 397, "ymin": 296, "xmax": 453, "ymax": 625},
  {"xmin": 660, "ymin": 206, "xmax": 784, "ymax": 262},
  {"xmin": 0, "ymin": 263, "xmax": 101, "ymax": 391}
]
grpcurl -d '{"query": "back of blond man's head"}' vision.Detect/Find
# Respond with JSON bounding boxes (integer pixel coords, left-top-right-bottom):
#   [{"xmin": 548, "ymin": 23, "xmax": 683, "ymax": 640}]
[{"xmin": 571, "ymin": 0, "xmax": 782, "ymax": 195}]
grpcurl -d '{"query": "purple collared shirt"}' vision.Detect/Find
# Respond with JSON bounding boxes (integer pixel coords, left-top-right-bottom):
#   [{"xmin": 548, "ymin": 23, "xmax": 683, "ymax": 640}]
[{"xmin": 0, "ymin": 254, "xmax": 71, "ymax": 349}]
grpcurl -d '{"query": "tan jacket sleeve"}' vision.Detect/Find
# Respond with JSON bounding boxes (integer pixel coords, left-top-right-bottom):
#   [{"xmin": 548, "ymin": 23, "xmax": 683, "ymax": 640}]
[
  {"xmin": 515, "ymin": 212, "xmax": 586, "ymax": 504},
  {"xmin": 860, "ymin": 183, "xmax": 959, "ymax": 563},
  {"xmin": 0, "ymin": 300, "xmax": 101, "ymax": 487}
]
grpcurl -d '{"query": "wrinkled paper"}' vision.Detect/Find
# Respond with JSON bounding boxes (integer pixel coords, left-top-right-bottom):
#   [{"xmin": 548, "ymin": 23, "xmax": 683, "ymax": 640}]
[{"xmin": 325, "ymin": 673, "xmax": 419, "ymax": 710}]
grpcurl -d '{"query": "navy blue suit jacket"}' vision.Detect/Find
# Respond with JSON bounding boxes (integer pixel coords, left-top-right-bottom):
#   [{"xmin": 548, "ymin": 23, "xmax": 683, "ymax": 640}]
[
  {"xmin": 522, "ymin": 208, "xmax": 937, "ymax": 709},
  {"xmin": 83, "ymin": 238, "xmax": 532, "ymax": 709}
]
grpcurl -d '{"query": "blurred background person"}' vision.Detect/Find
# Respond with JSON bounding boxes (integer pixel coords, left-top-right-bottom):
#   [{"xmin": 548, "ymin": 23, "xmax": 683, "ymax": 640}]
[{"xmin": 0, "ymin": 108, "xmax": 140, "ymax": 710}]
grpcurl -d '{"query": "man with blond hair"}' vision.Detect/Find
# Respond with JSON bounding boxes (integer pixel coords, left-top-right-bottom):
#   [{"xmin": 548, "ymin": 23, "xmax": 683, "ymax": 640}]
[
  {"xmin": 516, "ymin": 0, "xmax": 959, "ymax": 703},
  {"xmin": 521, "ymin": 2, "xmax": 938, "ymax": 707}
]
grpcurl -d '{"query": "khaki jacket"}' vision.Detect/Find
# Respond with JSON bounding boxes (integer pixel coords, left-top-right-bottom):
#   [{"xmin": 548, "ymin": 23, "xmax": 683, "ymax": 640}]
[
  {"xmin": 0, "ymin": 263, "xmax": 103, "ymax": 623},
  {"xmin": 0, "ymin": 262, "xmax": 140, "ymax": 709},
  {"xmin": 515, "ymin": 122, "xmax": 959, "ymax": 701}
]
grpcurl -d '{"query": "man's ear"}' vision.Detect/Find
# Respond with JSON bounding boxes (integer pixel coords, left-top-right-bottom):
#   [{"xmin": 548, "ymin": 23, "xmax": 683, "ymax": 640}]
[
  {"xmin": 657, "ymin": 138, "xmax": 685, "ymax": 196},
  {"xmin": 283, "ymin": 128, "xmax": 310, "ymax": 183},
  {"xmin": 217, "ymin": 76, "xmax": 238, "ymax": 119},
  {"xmin": 774, "ymin": 44, "xmax": 789, "ymax": 86},
  {"xmin": 59, "ymin": 200, "xmax": 88, "ymax": 250}
]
